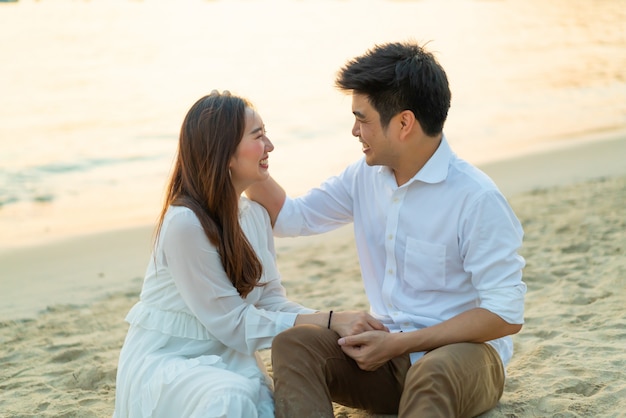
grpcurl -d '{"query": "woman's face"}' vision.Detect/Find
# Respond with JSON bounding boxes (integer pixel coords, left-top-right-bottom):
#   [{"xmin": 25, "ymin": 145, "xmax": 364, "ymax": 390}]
[{"xmin": 229, "ymin": 107, "xmax": 274, "ymax": 194}]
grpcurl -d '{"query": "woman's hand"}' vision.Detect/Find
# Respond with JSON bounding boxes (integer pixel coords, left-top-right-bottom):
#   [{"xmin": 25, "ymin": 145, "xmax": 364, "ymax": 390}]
[{"xmin": 330, "ymin": 310, "xmax": 389, "ymax": 337}]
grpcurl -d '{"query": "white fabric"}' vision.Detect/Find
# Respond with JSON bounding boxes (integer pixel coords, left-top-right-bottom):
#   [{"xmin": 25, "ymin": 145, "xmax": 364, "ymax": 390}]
[
  {"xmin": 274, "ymin": 135, "xmax": 527, "ymax": 366},
  {"xmin": 114, "ymin": 197, "xmax": 314, "ymax": 418}
]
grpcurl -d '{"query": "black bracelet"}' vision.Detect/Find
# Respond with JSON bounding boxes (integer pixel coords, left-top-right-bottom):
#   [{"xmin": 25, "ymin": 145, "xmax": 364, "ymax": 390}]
[{"xmin": 327, "ymin": 310, "xmax": 333, "ymax": 329}]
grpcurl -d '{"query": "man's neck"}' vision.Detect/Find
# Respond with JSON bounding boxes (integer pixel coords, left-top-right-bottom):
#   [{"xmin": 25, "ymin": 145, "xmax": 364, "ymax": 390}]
[{"xmin": 393, "ymin": 134, "xmax": 442, "ymax": 186}]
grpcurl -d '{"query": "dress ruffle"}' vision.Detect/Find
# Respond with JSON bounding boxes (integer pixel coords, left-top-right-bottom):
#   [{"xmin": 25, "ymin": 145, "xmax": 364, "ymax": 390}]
[
  {"xmin": 125, "ymin": 302, "xmax": 211, "ymax": 341},
  {"xmin": 140, "ymin": 353, "xmax": 228, "ymax": 417}
]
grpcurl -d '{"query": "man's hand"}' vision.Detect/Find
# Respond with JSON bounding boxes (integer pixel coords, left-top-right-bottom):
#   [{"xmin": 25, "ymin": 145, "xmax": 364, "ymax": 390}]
[
  {"xmin": 338, "ymin": 330, "xmax": 402, "ymax": 371},
  {"xmin": 330, "ymin": 311, "xmax": 389, "ymax": 338},
  {"xmin": 336, "ymin": 307, "xmax": 524, "ymax": 372}
]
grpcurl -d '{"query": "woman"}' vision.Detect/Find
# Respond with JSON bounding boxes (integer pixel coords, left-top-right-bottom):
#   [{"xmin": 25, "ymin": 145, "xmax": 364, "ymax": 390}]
[{"xmin": 113, "ymin": 91, "xmax": 384, "ymax": 418}]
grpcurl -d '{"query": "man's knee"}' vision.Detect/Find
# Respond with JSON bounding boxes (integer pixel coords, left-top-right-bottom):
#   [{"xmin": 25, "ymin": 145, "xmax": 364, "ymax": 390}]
[
  {"xmin": 407, "ymin": 351, "xmax": 454, "ymax": 389},
  {"xmin": 404, "ymin": 344, "xmax": 482, "ymax": 395},
  {"xmin": 401, "ymin": 343, "xmax": 504, "ymax": 417},
  {"xmin": 272, "ymin": 325, "xmax": 321, "ymax": 355},
  {"xmin": 274, "ymin": 324, "xmax": 339, "ymax": 350},
  {"xmin": 272, "ymin": 325, "xmax": 343, "ymax": 375}
]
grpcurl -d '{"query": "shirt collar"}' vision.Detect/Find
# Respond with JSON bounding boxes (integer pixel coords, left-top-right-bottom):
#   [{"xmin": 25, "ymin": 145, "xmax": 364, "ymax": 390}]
[
  {"xmin": 415, "ymin": 134, "xmax": 453, "ymax": 184},
  {"xmin": 378, "ymin": 133, "xmax": 453, "ymax": 186}
]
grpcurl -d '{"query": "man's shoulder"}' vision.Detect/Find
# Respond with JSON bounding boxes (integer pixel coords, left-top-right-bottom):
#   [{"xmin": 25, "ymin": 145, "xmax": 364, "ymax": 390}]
[{"xmin": 447, "ymin": 156, "xmax": 500, "ymax": 194}]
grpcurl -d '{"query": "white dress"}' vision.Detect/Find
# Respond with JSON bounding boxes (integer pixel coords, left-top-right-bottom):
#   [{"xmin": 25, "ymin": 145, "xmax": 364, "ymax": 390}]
[{"xmin": 113, "ymin": 198, "xmax": 314, "ymax": 418}]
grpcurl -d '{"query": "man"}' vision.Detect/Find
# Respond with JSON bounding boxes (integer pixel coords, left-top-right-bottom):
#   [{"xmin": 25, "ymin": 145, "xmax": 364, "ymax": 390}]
[{"xmin": 247, "ymin": 41, "xmax": 526, "ymax": 418}]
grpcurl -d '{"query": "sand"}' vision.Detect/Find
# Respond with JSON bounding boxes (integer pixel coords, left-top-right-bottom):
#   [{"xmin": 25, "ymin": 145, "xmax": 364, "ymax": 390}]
[{"xmin": 1, "ymin": 137, "xmax": 625, "ymax": 417}]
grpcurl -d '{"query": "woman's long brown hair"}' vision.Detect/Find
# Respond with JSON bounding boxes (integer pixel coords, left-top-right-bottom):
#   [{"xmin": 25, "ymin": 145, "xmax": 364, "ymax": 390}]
[{"xmin": 155, "ymin": 91, "xmax": 263, "ymax": 297}]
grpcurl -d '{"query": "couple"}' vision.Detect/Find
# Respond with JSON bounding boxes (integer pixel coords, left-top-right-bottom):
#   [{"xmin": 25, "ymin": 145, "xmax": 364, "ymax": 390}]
[{"xmin": 113, "ymin": 41, "xmax": 526, "ymax": 418}]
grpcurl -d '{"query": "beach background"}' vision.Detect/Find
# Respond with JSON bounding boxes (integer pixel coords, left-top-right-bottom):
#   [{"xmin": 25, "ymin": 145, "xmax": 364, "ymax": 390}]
[{"xmin": 1, "ymin": 0, "xmax": 625, "ymax": 417}]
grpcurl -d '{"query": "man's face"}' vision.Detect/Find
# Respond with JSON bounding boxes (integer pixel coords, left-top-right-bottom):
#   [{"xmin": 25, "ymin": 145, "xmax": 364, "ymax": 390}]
[{"xmin": 350, "ymin": 93, "xmax": 395, "ymax": 167}]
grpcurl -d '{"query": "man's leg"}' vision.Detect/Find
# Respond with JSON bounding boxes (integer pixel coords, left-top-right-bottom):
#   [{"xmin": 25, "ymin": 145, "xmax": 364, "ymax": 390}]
[
  {"xmin": 272, "ymin": 325, "xmax": 410, "ymax": 418},
  {"xmin": 399, "ymin": 343, "xmax": 505, "ymax": 418}
]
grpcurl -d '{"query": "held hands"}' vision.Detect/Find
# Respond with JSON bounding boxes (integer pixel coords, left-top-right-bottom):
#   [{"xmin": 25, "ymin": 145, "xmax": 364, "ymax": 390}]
[
  {"xmin": 321, "ymin": 310, "xmax": 398, "ymax": 371},
  {"xmin": 329, "ymin": 311, "xmax": 389, "ymax": 338},
  {"xmin": 338, "ymin": 330, "xmax": 402, "ymax": 371}
]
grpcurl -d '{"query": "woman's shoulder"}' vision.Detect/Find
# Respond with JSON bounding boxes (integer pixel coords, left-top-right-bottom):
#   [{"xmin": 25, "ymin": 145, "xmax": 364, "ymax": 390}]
[
  {"xmin": 161, "ymin": 205, "xmax": 204, "ymax": 236},
  {"xmin": 240, "ymin": 196, "xmax": 271, "ymax": 222},
  {"xmin": 239, "ymin": 196, "xmax": 269, "ymax": 216},
  {"xmin": 158, "ymin": 205, "xmax": 218, "ymax": 252},
  {"xmin": 164, "ymin": 205, "xmax": 199, "ymax": 222}
]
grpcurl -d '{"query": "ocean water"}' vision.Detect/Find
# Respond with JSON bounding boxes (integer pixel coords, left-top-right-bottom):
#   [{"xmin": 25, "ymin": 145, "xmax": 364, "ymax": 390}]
[{"xmin": 0, "ymin": 0, "xmax": 625, "ymax": 249}]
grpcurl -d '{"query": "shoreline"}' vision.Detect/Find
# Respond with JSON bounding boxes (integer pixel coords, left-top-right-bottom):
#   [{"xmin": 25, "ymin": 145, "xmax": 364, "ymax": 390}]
[
  {"xmin": 1, "ymin": 128, "xmax": 625, "ymax": 252},
  {"xmin": 1, "ymin": 134, "xmax": 625, "ymax": 322}
]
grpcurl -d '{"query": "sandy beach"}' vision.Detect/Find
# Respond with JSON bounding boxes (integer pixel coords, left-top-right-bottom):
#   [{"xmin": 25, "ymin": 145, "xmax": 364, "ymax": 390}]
[{"xmin": 1, "ymin": 137, "xmax": 625, "ymax": 417}]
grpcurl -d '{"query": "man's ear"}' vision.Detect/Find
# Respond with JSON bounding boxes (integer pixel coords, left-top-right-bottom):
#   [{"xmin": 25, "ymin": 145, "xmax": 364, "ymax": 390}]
[{"xmin": 398, "ymin": 110, "xmax": 418, "ymax": 139}]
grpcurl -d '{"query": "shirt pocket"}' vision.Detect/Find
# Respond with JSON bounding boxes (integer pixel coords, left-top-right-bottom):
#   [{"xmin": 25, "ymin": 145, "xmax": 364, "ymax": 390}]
[{"xmin": 402, "ymin": 237, "xmax": 447, "ymax": 291}]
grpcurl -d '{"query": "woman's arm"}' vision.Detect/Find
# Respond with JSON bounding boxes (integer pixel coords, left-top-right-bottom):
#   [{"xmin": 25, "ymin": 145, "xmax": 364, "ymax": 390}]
[
  {"xmin": 245, "ymin": 176, "xmax": 286, "ymax": 226},
  {"xmin": 296, "ymin": 310, "xmax": 389, "ymax": 338},
  {"xmin": 163, "ymin": 209, "xmax": 298, "ymax": 355}
]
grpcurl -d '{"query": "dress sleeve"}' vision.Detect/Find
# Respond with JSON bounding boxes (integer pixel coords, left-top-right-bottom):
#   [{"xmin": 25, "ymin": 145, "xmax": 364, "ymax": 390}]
[
  {"xmin": 161, "ymin": 209, "xmax": 309, "ymax": 355},
  {"xmin": 253, "ymin": 204, "xmax": 316, "ymax": 315},
  {"xmin": 460, "ymin": 191, "xmax": 527, "ymax": 324}
]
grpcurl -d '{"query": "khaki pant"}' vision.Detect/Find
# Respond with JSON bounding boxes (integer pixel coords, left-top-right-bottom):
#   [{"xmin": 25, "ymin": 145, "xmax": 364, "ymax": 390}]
[{"xmin": 272, "ymin": 325, "xmax": 505, "ymax": 418}]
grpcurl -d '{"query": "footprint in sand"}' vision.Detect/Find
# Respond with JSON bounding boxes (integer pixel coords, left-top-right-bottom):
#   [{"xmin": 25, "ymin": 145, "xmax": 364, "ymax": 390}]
[
  {"xmin": 556, "ymin": 381, "xmax": 603, "ymax": 397},
  {"xmin": 50, "ymin": 348, "xmax": 86, "ymax": 363},
  {"xmin": 561, "ymin": 243, "xmax": 591, "ymax": 254}
]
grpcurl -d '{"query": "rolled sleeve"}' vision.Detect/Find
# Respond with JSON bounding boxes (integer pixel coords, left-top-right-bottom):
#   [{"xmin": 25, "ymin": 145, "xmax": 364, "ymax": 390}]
[
  {"xmin": 479, "ymin": 283, "xmax": 527, "ymax": 324},
  {"xmin": 462, "ymin": 191, "xmax": 527, "ymax": 324}
]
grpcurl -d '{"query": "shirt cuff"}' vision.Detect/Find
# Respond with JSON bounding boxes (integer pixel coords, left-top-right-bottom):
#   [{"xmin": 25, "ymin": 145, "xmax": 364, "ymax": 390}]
[
  {"xmin": 479, "ymin": 283, "xmax": 527, "ymax": 324},
  {"xmin": 273, "ymin": 311, "xmax": 300, "ymax": 331}
]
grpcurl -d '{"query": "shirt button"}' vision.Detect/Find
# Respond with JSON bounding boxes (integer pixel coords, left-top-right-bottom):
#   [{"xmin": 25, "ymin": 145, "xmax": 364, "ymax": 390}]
[
  {"xmin": 387, "ymin": 234, "xmax": 393, "ymax": 240},
  {"xmin": 388, "ymin": 269, "xmax": 393, "ymax": 274}
]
